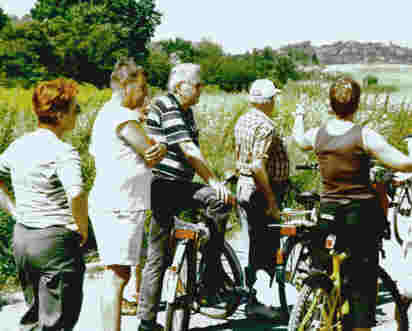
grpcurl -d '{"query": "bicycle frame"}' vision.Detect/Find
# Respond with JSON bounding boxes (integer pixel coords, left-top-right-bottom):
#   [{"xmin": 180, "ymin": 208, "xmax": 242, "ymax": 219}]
[
  {"xmin": 303, "ymin": 253, "xmax": 349, "ymax": 330},
  {"xmin": 394, "ymin": 181, "xmax": 412, "ymax": 216},
  {"xmin": 164, "ymin": 228, "xmax": 199, "ymax": 304}
]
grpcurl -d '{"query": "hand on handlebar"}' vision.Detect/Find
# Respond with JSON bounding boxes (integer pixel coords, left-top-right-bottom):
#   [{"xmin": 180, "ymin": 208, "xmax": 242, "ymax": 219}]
[
  {"xmin": 403, "ymin": 226, "xmax": 412, "ymax": 258},
  {"xmin": 295, "ymin": 103, "xmax": 305, "ymax": 117},
  {"xmin": 265, "ymin": 205, "xmax": 281, "ymax": 222},
  {"xmin": 208, "ymin": 178, "xmax": 235, "ymax": 205},
  {"xmin": 78, "ymin": 228, "xmax": 88, "ymax": 247}
]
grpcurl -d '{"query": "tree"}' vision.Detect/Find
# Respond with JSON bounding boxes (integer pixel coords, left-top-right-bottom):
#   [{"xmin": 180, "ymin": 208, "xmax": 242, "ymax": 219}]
[
  {"xmin": 0, "ymin": 7, "xmax": 10, "ymax": 31},
  {"xmin": 105, "ymin": 0, "xmax": 161, "ymax": 63},
  {"xmin": 158, "ymin": 38, "xmax": 197, "ymax": 63},
  {"xmin": 25, "ymin": 0, "xmax": 161, "ymax": 87},
  {"xmin": 42, "ymin": 5, "xmax": 128, "ymax": 87},
  {"xmin": 32, "ymin": 0, "xmax": 161, "ymax": 64},
  {"xmin": 145, "ymin": 48, "xmax": 171, "ymax": 89},
  {"xmin": 31, "ymin": 0, "xmax": 106, "ymax": 21},
  {"xmin": 0, "ymin": 21, "xmax": 52, "ymax": 86},
  {"xmin": 270, "ymin": 55, "xmax": 301, "ymax": 87}
]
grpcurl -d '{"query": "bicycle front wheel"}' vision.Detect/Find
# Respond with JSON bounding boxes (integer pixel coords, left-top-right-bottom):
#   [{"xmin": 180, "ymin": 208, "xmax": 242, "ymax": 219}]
[
  {"xmin": 288, "ymin": 266, "xmax": 410, "ymax": 331},
  {"xmin": 165, "ymin": 241, "xmax": 196, "ymax": 331},
  {"xmin": 196, "ymin": 240, "xmax": 243, "ymax": 319},
  {"xmin": 376, "ymin": 266, "xmax": 409, "ymax": 331},
  {"xmin": 393, "ymin": 187, "xmax": 411, "ymax": 246}
]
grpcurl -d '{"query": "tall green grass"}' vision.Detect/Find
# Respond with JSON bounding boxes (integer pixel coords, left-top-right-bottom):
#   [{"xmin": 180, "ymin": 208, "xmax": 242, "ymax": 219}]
[{"xmin": 0, "ymin": 73, "xmax": 411, "ymax": 286}]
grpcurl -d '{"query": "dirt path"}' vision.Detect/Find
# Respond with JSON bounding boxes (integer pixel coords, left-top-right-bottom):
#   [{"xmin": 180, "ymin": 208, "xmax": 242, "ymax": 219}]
[{"xmin": 1, "ymin": 209, "xmax": 411, "ymax": 330}]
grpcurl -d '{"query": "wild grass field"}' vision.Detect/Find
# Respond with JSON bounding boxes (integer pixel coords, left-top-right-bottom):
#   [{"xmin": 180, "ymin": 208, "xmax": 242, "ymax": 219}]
[{"xmin": 0, "ymin": 66, "xmax": 412, "ymax": 286}]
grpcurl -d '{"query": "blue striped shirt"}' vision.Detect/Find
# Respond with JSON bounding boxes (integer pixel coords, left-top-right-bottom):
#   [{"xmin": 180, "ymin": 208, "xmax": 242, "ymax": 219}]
[{"xmin": 146, "ymin": 94, "xmax": 199, "ymax": 181}]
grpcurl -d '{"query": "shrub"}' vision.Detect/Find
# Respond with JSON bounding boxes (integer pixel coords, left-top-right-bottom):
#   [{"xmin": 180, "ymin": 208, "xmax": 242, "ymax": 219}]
[{"xmin": 363, "ymin": 74, "xmax": 379, "ymax": 87}]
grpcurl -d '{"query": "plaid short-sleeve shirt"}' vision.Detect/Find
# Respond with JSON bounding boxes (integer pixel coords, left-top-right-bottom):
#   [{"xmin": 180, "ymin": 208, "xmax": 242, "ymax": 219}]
[{"xmin": 234, "ymin": 108, "xmax": 289, "ymax": 182}]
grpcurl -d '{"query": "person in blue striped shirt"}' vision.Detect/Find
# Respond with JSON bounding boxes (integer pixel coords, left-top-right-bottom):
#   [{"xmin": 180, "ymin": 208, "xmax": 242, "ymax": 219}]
[{"xmin": 137, "ymin": 63, "xmax": 233, "ymax": 331}]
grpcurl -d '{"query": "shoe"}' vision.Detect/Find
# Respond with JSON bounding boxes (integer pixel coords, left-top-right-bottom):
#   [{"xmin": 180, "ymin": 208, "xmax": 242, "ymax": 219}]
[
  {"xmin": 121, "ymin": 298, "xmax": 137, "ymax": 316},
  {"xmin": 395, "ymin": 295, "xmax": 412, "ymax": 327},
  {"xmin": 245, "ymin": 298, "xmax": 288, "ymax": 321},
  {"xmin": 138, "ymin": 320, "xmax": 163, "ymax": 331}
]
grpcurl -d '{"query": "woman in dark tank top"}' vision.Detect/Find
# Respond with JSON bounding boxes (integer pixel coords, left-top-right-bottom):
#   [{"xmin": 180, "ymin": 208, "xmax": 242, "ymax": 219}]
[{"xmin": 293, "ymin": 77, "xmax": 412, "ymax": 331}]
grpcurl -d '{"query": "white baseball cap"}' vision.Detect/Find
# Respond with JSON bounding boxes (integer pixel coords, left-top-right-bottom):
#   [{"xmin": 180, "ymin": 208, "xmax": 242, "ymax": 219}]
[{"xmin": 248, "ymin": 79, "xmax": 280, "ymax": 103}]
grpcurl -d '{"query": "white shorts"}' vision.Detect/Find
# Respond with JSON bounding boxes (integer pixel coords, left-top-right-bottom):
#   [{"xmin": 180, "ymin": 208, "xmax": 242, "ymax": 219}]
[{"xmin": 90, "ymin": 208, "xmax": 148, "ymax": 266}]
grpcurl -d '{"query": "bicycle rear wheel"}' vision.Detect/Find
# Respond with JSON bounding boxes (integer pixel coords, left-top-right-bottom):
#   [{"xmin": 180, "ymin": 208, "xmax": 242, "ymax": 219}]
[
  {"xmin": 282, "ymin": 237, "xmax": 312, "ymax": 289},
  {"xmin": 277, "ymin": 236, "xmax": 313, "ymax": 317},
  {"xmin": 376, "ymin": 266, "xmax": 409, "ymax": 331},
  {"xmin": 165, "ymin": 241, "xmax": 196, "ymax": 331},
  {"xmin": 393, "ymin": 187, "xmax": 412, "ymax": 246},
  {"xmin": 195, "ymin": 240, "xmax": 243, "ymax": 319},
  {"xmin": 288, "ymin": 279, "xmax": 336, "ymax": 331}
]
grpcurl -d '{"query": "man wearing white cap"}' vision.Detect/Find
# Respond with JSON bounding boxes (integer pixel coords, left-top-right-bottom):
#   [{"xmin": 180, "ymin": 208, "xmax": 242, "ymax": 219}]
[
  {"xmin": 234, "ymin": 79, "xmax": 289, "ymax": 320},
  {"xmin": 137, "ymin": 63, "xmax": 233, "ymax": 331}
]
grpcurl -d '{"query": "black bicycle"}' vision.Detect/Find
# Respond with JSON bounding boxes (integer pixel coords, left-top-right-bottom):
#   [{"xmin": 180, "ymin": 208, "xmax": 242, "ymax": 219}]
[
  {"xmin": 164, "ymin": 168, "xmax": 319, "ymax": 331},
  {"xmin": 276, "ymin": 163, "xmax": 321, "ymax": 316}
]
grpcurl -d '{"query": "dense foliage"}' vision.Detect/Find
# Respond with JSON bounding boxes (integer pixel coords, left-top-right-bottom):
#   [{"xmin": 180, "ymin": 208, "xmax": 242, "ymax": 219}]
[
  {"xmin": 1, "ymin": 0, "xmax": 161, "ymax": 87},
  {"xmin": 0, "ymin": 7, "xmax": 9, "ymax": 31},
  {"xmin": 151, "ymin": 38, "xmax": 304, "ymax": 91},
  {"xmin": 1, "ymin": 0, "xmax": 309, "ymax": 91}
]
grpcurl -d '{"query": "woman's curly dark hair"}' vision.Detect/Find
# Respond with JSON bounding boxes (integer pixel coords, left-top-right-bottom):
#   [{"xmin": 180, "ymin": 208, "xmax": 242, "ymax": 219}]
[
  {"xmin": 32, "ymin": 78, "xmax": 78, "ymax": 125},
  {"xmin": 329, "ymin": 77, "xmax": 361, "ymax": 118}
]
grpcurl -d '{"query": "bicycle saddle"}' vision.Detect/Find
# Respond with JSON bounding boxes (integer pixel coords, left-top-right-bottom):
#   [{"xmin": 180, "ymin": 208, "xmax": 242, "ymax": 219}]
[{"xmin": 296, "ymin": 191, "xmax": 320, "ymax": 204}]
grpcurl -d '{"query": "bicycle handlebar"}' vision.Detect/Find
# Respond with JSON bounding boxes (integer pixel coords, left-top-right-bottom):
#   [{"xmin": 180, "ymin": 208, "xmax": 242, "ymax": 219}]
[
  {"xmin": 402, "ymin": 134, "xmax": 412, "ymax": 141},
  {"xmin": 268, "ymin": 222, "xmax": 316, "ymax": 236},
  {"xmin": 296, "ymin": 163, "xmax": 318, "ymax": 170}
]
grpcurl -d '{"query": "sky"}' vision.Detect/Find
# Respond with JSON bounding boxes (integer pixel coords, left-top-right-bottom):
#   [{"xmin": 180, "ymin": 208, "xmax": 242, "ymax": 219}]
[{"xmin": 1, "ymin": 0, "xmax": 412, "ymax": 55}]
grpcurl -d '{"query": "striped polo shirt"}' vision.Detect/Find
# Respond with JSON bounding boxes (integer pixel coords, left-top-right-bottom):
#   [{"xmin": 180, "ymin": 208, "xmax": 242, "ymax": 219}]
[{"xmin": 146, "ymin": 93, "xmax": 199, "ymax": 181}]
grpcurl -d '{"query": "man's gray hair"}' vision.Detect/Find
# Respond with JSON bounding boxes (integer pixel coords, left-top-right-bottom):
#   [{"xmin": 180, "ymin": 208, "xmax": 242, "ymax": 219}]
[
  {"xmin": 167, "ymin": 63, "xmax": 201, "ymax": 93},
  {"xmin": 111, "ymin": 57, "xmax": 146, "ymax": 92}
]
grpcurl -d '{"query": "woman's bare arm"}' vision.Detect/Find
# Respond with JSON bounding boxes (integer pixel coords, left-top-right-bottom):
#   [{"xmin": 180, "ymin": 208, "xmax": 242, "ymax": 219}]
[
  {"xmin": 363, "ymin": 128, "xmax": 412, "ymax": 172},
  {"xmin": 292, "ymin": 114, "xmax": 319, "ymax": 151}
]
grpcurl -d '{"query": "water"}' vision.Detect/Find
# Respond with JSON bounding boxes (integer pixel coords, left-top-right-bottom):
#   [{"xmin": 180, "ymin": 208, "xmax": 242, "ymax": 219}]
[{"xmin": 325, "ymin": 63, "xmax": 412, "ymax": 103}]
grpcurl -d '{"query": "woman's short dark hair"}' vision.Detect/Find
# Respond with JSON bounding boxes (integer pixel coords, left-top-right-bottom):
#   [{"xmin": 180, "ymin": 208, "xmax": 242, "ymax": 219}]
[
  {"xmin": 329, "ymin": 77, "xmax": 361, "ymax": 117},
  {"xmin": 32, "ymin": 78, "xmax": 78, "ymax": 125}
]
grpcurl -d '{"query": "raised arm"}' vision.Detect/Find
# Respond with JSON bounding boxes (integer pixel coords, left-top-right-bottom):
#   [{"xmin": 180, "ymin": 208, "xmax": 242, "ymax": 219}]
[
  {"xmin": 179, "ymin": 141, "xmax": 231, "ymax": 204},
  {"xmin": 292, "ymin": 104, "xmax": 319, "ymax": 151},
  {"xmin": 363, "ymin": 128, "xmax": 412, "ymax": 172}
]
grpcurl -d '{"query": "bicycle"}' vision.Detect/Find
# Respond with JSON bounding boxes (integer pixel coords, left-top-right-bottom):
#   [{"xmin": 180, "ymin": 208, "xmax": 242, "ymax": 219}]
[
  {"xmin": 163, "ymin": 169, "xmax": 312, "ymax": 331},
  {"xmin": 391, "ymin": 172, "xmax": 412, "ymax": 246},
  {"xmin": 163, "ymin": 213, "xmax": 245, "ymax": 331},
  {"xmin": 281, "ymin": 222, "xmax": 409, "ymax": 331},
  {"xmin": 276, "ymin": 164, "xmax": 321, "ymax": 312}
]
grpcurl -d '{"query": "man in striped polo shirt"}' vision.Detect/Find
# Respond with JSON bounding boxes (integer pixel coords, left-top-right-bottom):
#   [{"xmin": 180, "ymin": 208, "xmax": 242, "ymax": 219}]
[{"xmin": 137, "ymin": 63, "xmax": 233, "ymax": 331}]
